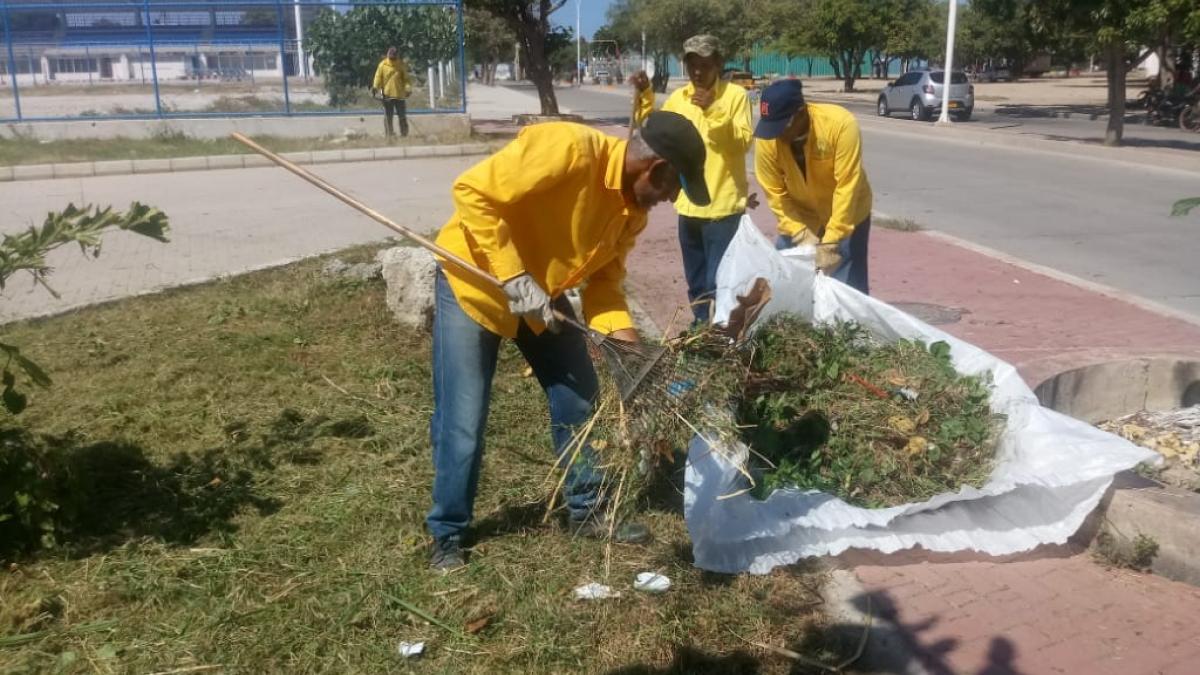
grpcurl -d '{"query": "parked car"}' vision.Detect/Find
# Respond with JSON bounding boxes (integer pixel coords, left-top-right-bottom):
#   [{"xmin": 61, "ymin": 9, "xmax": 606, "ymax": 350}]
[
  {"xmin": 981, "ymin": 65, "xmax": 1013, "ymax": 82},
  {"xmin": 877, "ymin": 70, "xmax": 974, "ymax": 121}
]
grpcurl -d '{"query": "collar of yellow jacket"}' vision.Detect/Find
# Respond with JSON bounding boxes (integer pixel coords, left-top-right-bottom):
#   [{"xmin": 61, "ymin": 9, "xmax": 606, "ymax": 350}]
[
  {"xmin": 604, "ymin": 139, "xmax": 640, "ymax": 212},
  {"xmin": 680, "ymin": 78, "xmax": 727, "ymax": 98}
]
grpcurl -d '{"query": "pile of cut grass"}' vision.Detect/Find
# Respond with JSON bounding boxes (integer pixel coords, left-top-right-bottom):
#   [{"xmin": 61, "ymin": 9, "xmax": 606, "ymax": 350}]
[
  {"xmin": 742, "ymin": 317, "xmax": 1003, "ymax": 508},
  {"xmin": 0, "ymin": 246, "xmax": 825, "ymax": 674}
]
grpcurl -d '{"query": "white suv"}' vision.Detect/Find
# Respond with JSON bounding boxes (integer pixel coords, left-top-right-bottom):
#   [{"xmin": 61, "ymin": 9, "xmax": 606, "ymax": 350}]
[{"xmin": 877, "ymin": 70, "xmax": 974, "ymax": 121}]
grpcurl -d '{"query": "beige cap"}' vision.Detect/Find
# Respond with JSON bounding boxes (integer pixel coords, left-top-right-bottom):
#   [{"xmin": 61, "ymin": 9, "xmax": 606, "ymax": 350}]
[{"xmin": 683, "ymin": 34, "xmax": 722, "ymax": 59}]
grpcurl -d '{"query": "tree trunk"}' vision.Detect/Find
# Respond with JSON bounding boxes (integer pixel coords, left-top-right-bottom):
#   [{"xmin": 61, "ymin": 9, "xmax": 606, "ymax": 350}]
[
  {"xmin": 829, "ymin": 57, "xmax": 841, "ymax": 81},
  {"xmin": 840, "ymin": 51, "xmax": 857, "ymax": 92},
  {"xmin": 807, "ymin": 58, "xmax": 814, "ymax": 78},
  {"xmin": 652, "ymin": 52, "xmax": 670, "ymax": 92},
  {"xmin": 1104, "ymin": 41, "xmax": 1125, "ymax": 147},
  {"xmin": 516, "ymin": 23, "xmax": 559, "ymax": 115}
]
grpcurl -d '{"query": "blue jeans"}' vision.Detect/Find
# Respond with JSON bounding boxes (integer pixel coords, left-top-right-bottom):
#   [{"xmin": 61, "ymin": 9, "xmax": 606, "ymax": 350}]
[
  {"xmin": 679, "ymin": 213, "xmax": 742, "ymax": 324},
  {"xmin": 426, "ymin": 269, "xmax": 603, "ymax": 543},
  {"xmin": 775, "ymin": 216, "xmax": 871, "ymax": 295}
]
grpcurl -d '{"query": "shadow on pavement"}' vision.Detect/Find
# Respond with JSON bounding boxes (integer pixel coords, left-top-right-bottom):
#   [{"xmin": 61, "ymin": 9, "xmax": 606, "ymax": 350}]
[{"xmin": 820, "ymin": 590, "xmax": 1029, "ymax": 675}]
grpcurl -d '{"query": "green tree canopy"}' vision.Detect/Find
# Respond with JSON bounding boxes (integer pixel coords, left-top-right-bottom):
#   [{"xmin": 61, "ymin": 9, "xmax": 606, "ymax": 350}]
[{"xmin": 306, "ymin": 5, "xmax": 459, "ymax": 106}]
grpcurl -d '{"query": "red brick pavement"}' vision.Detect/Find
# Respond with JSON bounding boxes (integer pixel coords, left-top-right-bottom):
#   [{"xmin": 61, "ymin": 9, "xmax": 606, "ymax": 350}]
[{"xmin": 625, "ymin": 193, "xmax": 1200, "ymax": 675}]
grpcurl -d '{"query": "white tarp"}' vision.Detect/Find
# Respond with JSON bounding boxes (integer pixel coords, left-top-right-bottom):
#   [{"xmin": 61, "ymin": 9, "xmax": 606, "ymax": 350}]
[{"xmin": 686, "ymin": 217, "xmax": 1158, "ymax": 574}]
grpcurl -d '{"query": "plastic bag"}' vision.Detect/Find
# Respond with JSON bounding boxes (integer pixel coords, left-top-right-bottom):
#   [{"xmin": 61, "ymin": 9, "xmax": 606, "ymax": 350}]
[{"xmin": 686, "ymin": 218, "xmax": 1158, "ymax": 574}]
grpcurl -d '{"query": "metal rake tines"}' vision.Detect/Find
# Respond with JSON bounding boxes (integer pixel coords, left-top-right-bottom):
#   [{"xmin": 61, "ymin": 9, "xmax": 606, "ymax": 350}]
[{"xmin": 597, "ymin": 338, "xmax": 670, "ymax": 402}]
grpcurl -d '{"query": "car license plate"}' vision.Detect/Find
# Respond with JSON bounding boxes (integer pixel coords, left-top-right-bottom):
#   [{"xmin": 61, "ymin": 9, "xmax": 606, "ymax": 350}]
[{"xmin": 947, "ymin": 101, "xmax": 960, "ymax": 109}]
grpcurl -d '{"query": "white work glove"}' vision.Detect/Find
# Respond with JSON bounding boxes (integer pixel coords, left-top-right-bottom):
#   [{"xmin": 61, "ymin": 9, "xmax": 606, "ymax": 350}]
[
  {"xmin": 790, "ymin": 228, "xmax": 821, "ymax": 247},
  {"xmin": 815, "ymin": 243, "xmax": 844, "ymax": 274},
  {"xmin": 502, "ymin": 273, "xmax": 560, "ymax": 332}
]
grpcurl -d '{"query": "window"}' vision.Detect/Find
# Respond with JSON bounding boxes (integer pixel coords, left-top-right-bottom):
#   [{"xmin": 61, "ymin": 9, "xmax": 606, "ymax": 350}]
[
  {"xmin": 930, "ymin": 72, "xmax": 968, "ymax": 85},
  {"xmin": 1, "ymin": 58, "xmax": 38, "ymax": 75},
  {"xmin": 211, "ymin": 53, "xmax": 277, "ymax": 72},
  {"xmin": 55, "ymin": 58, "xmax": 99, "ymax": 74},
  {"xmin": 896, "ymin": 72, "xmax": 921, "ymax": 86}
]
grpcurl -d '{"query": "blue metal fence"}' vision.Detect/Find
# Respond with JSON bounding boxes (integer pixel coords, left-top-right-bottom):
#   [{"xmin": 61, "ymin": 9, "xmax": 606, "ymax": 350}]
[{"xmin": 0, "ymin": 0, "xmax": 466, "ymax": 122}]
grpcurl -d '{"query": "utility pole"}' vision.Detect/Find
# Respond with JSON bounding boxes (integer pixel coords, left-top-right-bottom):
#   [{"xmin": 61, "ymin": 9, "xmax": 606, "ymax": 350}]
[
  {"xmin": 575, "ymin": 0, "xmax": 581, "ymax": 86},
  {"xmin": 936, "ymin": 0, "xmax": 958, "ymax": 124},
  {"xmin": 293, "ymin": 0, "xmax": 306, "ymax": 79}
]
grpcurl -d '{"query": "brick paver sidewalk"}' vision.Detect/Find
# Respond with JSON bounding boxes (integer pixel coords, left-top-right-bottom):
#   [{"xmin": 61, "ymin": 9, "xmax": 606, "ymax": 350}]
[{"xmin": 626, "ymin": 197, "xmax": 1200, "ymax": 675}]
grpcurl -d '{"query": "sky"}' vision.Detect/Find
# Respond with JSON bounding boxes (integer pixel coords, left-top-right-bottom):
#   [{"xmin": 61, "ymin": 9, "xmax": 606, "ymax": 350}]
[{"xmin": 555, "ymin": 0, "xmax": 615, "ymax": 42}]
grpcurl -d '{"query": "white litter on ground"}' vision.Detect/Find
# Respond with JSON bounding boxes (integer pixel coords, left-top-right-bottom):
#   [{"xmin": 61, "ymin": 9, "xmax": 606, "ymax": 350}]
[
  {"xmin": 397, "ymin": 641, "xmax": 425, "ymax": 658},
  {"xmin": 633, "ymin": 572, "xmax": 671, "ymax": 593},
  {"xmin": 573, "ymin": 583, "xmax": 620, "ymax": 600}
]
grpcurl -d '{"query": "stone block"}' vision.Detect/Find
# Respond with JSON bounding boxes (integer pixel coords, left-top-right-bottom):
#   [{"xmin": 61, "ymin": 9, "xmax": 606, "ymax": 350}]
[{"xmin": 378, "ymin": 246, "xmax": 437, "ymax": 331}]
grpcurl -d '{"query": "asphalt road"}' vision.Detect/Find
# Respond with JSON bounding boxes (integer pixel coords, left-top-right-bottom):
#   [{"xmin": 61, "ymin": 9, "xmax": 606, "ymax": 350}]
[
  {"xmin": 549, "ymin": 84, "xmax": 1200, "ymax": 319},
  {"xmin": 548, "ymin": 82, "xmax": 1200, "ymax": 152}
]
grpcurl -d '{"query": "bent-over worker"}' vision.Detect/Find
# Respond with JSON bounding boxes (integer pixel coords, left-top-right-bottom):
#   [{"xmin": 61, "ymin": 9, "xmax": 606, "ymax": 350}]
[
  {"xmin": 754, "ymin": 79, "xmax": 873, "ymax": 294},
  {"xmin": 426, "ymin": 112, "xmax": 710, "ymax": 571}
]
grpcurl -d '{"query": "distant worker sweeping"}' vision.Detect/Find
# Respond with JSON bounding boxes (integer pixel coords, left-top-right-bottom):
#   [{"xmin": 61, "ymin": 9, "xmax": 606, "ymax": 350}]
[
  {"xmin": 372, "ymin": 46, "xmax": 412, "ymax": 139},
  {"xmin": 754, "ymin": 79, "xmax": 873, "ymax": 294},
  {"xmin": 425, "ymin": 112, "xmax": 710, "ymax": 571}
]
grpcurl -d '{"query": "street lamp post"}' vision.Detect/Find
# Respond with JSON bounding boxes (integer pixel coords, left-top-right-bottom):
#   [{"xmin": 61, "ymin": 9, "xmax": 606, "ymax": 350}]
[
  {"xmin": 937, "ymin": 0, "xmax": 958, "ymax": 124},
  {"xmin": 293, "ymin": 0, "xmax": 306, "ymax": 80},
  {"xmin": 576, "ymin": 0, "xmax": 582, "ymax": 87}
]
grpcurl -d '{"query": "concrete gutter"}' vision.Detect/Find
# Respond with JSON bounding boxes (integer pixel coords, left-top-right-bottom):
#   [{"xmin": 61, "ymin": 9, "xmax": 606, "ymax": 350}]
[{"xmin": 0, "ymin": 141, "xmax": 499, "ymax": 183}]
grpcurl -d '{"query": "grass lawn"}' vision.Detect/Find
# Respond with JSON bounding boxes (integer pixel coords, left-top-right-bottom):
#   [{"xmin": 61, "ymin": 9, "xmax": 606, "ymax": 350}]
[
  {"xmin": 0, "ymin": 131, "xmax": 476, "ymax": 168},
  {"xmin": 0, "ymin": 246, "xmax": 827, "ymax": 674}
]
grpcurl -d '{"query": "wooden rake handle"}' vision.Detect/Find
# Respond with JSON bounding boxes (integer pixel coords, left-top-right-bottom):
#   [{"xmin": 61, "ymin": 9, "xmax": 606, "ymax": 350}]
[
  {"xmin": 230, "ymin": 132, "xmax": 501, "ymax": 289},
  {"xmin": 229, "ymin": 133, "xmax": 590, "ymax": 334}
]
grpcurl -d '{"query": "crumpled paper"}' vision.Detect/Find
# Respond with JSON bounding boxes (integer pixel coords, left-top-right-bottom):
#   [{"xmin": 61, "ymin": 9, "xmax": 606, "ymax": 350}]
[
  {"xmin": 573, "ymin": 582, "xmax": 620, "ymax": 600},
  {"xmin": 397, "ymin": 641, "xmax": 425, "ymax": 658},
  {"xmin": 633, "ymin": 572, "xmax": 671, "ymax": 593}
]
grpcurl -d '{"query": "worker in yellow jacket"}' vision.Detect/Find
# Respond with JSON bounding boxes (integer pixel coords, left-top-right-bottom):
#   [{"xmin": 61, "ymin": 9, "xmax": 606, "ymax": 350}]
[
  {"xmin": 754, "ymin": 79, "xmax": 873, "ymax": 294},
  {"xmin": 372, "ymin": 47, "xmax": 412, "ymax": 139},
  {"xmin": 631, "ymin": 35, "xmax": 753, "ymax": 325},
  {"xmin": 630, "ymin": 71, "xmax": 654, "ymax": 131},
  {"xmin": 426, "ymin": 113, "xmax": 710, "ymax": 571}
]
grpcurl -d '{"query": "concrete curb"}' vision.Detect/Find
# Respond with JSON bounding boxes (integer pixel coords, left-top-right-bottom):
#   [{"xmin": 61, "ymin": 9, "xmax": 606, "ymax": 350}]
[
  {"xmin": 0, "ymin": 142, "xmax": 498, "ymax": 183},
  {"xmin": 1101, "ymin": 473, "xmax": 1200, "ymax": 587}
]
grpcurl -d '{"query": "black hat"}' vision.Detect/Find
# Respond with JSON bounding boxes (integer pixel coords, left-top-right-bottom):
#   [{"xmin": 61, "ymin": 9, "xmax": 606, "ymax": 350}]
[
  {"xmin": 754, "ymin": 79, "xmax": 806, "ymax": 140},
  {"xmin": 641, "ymin": 111, "xmax": 710, "ymax": 206}
]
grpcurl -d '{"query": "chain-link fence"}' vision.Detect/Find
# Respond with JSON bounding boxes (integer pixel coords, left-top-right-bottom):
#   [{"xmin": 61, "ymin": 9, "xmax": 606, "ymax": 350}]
[{"xmin": 0, "ymin": 0, "xmax": 464, "ymax": 122}]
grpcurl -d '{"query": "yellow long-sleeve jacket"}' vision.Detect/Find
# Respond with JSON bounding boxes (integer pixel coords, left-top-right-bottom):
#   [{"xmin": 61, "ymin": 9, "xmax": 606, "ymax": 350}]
[
  {"xmin": 372, "ymin": 57, "xmax": 411, "ymax": 99},
  {"xmin": 754, "ymin": 103, "xmax": 872, "ymax": 244},
  {"xmin": 633, "ymin": 80, "xmax": 752, "ymax": 219},
  {"xmin": 434, "ymin": 123, "xmax": 648, "ymax": 338}
]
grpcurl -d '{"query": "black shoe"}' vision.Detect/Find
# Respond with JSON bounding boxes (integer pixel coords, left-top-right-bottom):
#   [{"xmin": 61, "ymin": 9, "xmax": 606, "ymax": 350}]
[
  {"xmin": 571, "ymin": 515, "xmax": 652, "ymax": 545},
  {"xmin": 429, "ymin": 538, "xmax": 466, "ymax": 572}
]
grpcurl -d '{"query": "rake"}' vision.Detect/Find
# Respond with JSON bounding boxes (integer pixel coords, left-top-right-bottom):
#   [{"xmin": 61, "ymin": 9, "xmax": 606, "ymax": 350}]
[{"xmin": 230, "ymin": 133, "xmax": 672, "ymax": 403}]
